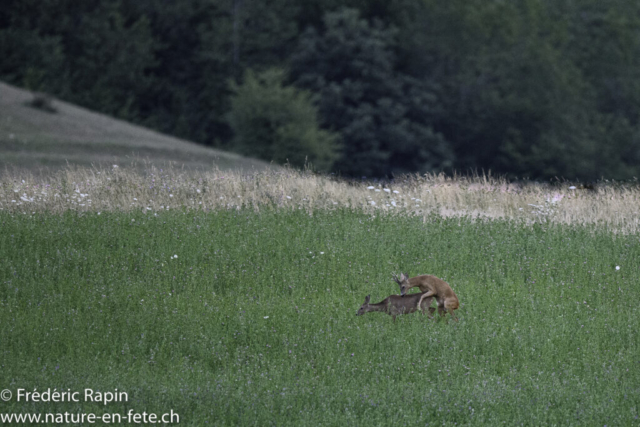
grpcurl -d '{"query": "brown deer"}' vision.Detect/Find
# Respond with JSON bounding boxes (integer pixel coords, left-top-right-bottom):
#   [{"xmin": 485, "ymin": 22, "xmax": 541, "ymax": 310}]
[
  {"xmin": 393, "ymin": 272, "xmax": 459, "ymax": 322},
  {"xmin": 356, "ymin": 293, "xmax": 436, "ymax": 322}
]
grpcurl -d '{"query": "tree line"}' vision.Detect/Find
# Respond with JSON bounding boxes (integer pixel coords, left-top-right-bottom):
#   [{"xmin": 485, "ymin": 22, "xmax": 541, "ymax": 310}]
[{"xmin": 3, "ymin": 0, "xmax": 640, "ymax": 180}]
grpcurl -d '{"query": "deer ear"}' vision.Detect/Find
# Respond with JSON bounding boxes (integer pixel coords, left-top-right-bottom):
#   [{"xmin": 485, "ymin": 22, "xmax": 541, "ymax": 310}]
[
  {"xmin": 365, "ymin": 295, "xmax": 370, "ymax": 303},
  {"xmin": 405, "ymin": 272, "xmax": 410, "ymax": 279}
]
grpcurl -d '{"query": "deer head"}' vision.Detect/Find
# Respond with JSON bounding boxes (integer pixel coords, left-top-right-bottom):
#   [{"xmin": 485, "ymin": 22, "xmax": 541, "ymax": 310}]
[
  {"xmin": 356, "ymin": 295, "xmax": 371, "ymax": 316},
  {"xmin": 393, "ymin": 272, "xmax": 411, "ymax": 296}
]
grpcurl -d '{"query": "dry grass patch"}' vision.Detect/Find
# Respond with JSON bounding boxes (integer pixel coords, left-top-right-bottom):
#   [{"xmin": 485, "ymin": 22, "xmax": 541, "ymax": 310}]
[{"xmin": 2, "ymin": 165, "xmax": 640, "ymax": 233}]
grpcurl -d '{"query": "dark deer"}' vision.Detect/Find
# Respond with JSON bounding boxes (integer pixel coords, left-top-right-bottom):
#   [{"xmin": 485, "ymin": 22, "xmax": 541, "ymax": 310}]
[
  {"xmin": 393, "ymin": 272, "xmax": 459, "ymax": 321},
  {"xmin": 356, "ymin": 293, "xmax": 435, "ymax": 322}
]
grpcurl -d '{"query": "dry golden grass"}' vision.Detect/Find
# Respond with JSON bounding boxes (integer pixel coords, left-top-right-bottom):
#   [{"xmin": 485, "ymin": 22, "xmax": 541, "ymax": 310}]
[{"xmin": 2, "ymin": 165, "xmax": 640, "ymax": 233}]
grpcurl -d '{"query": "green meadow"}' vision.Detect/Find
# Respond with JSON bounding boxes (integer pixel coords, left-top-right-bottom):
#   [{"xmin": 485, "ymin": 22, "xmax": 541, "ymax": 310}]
[{"xmin": 1, "ymin": 209, "xmax": 639, "ymax": 425}]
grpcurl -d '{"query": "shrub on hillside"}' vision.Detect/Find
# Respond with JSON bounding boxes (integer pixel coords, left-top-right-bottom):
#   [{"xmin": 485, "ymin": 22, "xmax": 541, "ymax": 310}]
[
  {"xmin": 28, "ymin": 92, "xmax": 57, "ymax": 113},
  {"xmin": 227, "ymin": 68, "xmax": 339, "ymax": 171}
]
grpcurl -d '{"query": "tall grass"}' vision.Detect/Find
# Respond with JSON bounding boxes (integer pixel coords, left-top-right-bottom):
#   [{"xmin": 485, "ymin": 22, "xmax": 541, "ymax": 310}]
[
  {"xmin": 1, "ymin": 209, "xmax": 639, "ymax": 425},
  {"xmin": 2, "ymin": 165, "xmax": 640, "ymax": 232}
]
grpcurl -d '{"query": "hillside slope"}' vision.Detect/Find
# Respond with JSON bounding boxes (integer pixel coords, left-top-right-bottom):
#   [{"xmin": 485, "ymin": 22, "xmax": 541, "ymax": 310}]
[{"xmin": 0, "ymin": 81, "xmax": 272, "ymax": 173}]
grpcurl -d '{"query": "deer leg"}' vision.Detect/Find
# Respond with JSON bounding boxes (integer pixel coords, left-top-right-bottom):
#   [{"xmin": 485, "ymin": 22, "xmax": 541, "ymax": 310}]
[
  {"xmin": 444, "ymin": 299, "xmax": 459, "ymax": 322},
  {"xmin": 420, "ymin": 290, "xmax": 436, "ymax": 300},
  {"xmin": 419, "ymin": 296, "xmax": 434, "ymax": 319},
  {"xmin": 418, "ymin": 292, "xmax": 435, "ymax": 309},
  {"xmin": 420, "ymin": 306, "xmax": 434, "ymax": 320},
  {"xmin": 423, "ymin": 308, "xmax": 434, "ymax": 320}
]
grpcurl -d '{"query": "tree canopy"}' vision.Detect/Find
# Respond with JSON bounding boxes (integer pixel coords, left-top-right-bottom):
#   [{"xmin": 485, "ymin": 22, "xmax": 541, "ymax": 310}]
[{"xmin": 3, "ymin": 0, "xmax": 640, "ymax": 180}]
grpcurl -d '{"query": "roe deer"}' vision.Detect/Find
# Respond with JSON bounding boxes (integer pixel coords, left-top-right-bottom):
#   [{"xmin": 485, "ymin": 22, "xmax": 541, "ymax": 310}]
[
  {"xmin": 393, "ymin": 272, "xmax": 459, "ymax": 322},
  {"xmin": 356, "ymin": 293, "xmax": 435, "ymax": 322}
]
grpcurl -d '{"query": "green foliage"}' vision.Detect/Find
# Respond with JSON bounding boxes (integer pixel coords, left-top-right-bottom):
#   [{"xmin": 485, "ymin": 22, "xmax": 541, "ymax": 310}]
[
  {"xmin": 2, "ymin": 210, "xmax": 640, "ymax": 424},
  {"xmin": 130, "ymin": 0, "xmax": 300, "ymax": 143},
  {"xmin": 228, "ymin": 68, "xmax": 339, "ymax": 170},
  {"xmin": 62, "ymin": 5, "xmax": 156, "ymax": 120},
  {"xmin": 397, "ymin": 0, "xmax": 640, "ymax": 180},
  {"xmin": 0, "ymin": 0, "xmax": 65, "ymax": 91},
  {"xmin": 4, "ymin": 0, "xmax": 640, "ymax": 179},
  {"xmin": 290, "ymin": 8, "xmax": 453, "ymax": 177},
  {"xmin": 0, "ymin": 0, "xmax": 155, "ymax": 121}
]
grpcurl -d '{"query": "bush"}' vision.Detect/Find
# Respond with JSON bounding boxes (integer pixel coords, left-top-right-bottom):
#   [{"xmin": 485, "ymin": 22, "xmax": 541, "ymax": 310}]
[
  {"xmin": 227, "ymin": 68, "xmax": 339, "ymax": 171},
  {"xmin": 27, "ymin": 92, "xmax": 57, "ymax": 113}
]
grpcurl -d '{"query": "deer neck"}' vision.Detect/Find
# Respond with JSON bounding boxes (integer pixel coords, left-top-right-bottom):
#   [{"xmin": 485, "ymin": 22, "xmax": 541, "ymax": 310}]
[
  {"xmin": 411, "ymin": 279, "xmax": 432, "ymax": 293},
  {"xmin": 366, "ymin": 302, "xmax": 388, "ymax": 314}
]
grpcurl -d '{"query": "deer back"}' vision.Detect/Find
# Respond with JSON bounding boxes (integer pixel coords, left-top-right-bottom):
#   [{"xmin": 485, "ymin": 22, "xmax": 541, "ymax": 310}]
[
  {"xmin": 385, "ymin": 293, "xmax": 431, "ymax": 315},
  {"xmin": 413, "ymin": 275, "xmax": 457, "ymax": 297}
]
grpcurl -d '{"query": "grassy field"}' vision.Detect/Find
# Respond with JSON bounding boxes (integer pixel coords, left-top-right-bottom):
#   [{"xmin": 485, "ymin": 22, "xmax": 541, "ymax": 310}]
[
  {"xmin": 3, "ymin": 74, "xmax": 640, "ymax": 425},
  {"xmin": 0, "ymin": 81, "xmax": 272, "ymax": 174},
  {"xmin": 1, "ymin": 208, "xmax": 639, "ymax": 425}
]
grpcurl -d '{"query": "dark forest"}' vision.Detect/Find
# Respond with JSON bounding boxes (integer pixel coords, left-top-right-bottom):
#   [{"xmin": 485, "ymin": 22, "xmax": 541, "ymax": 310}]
[{"xmin": 3, "ymin": 0, "xmax": 640, "ymax": 179}]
